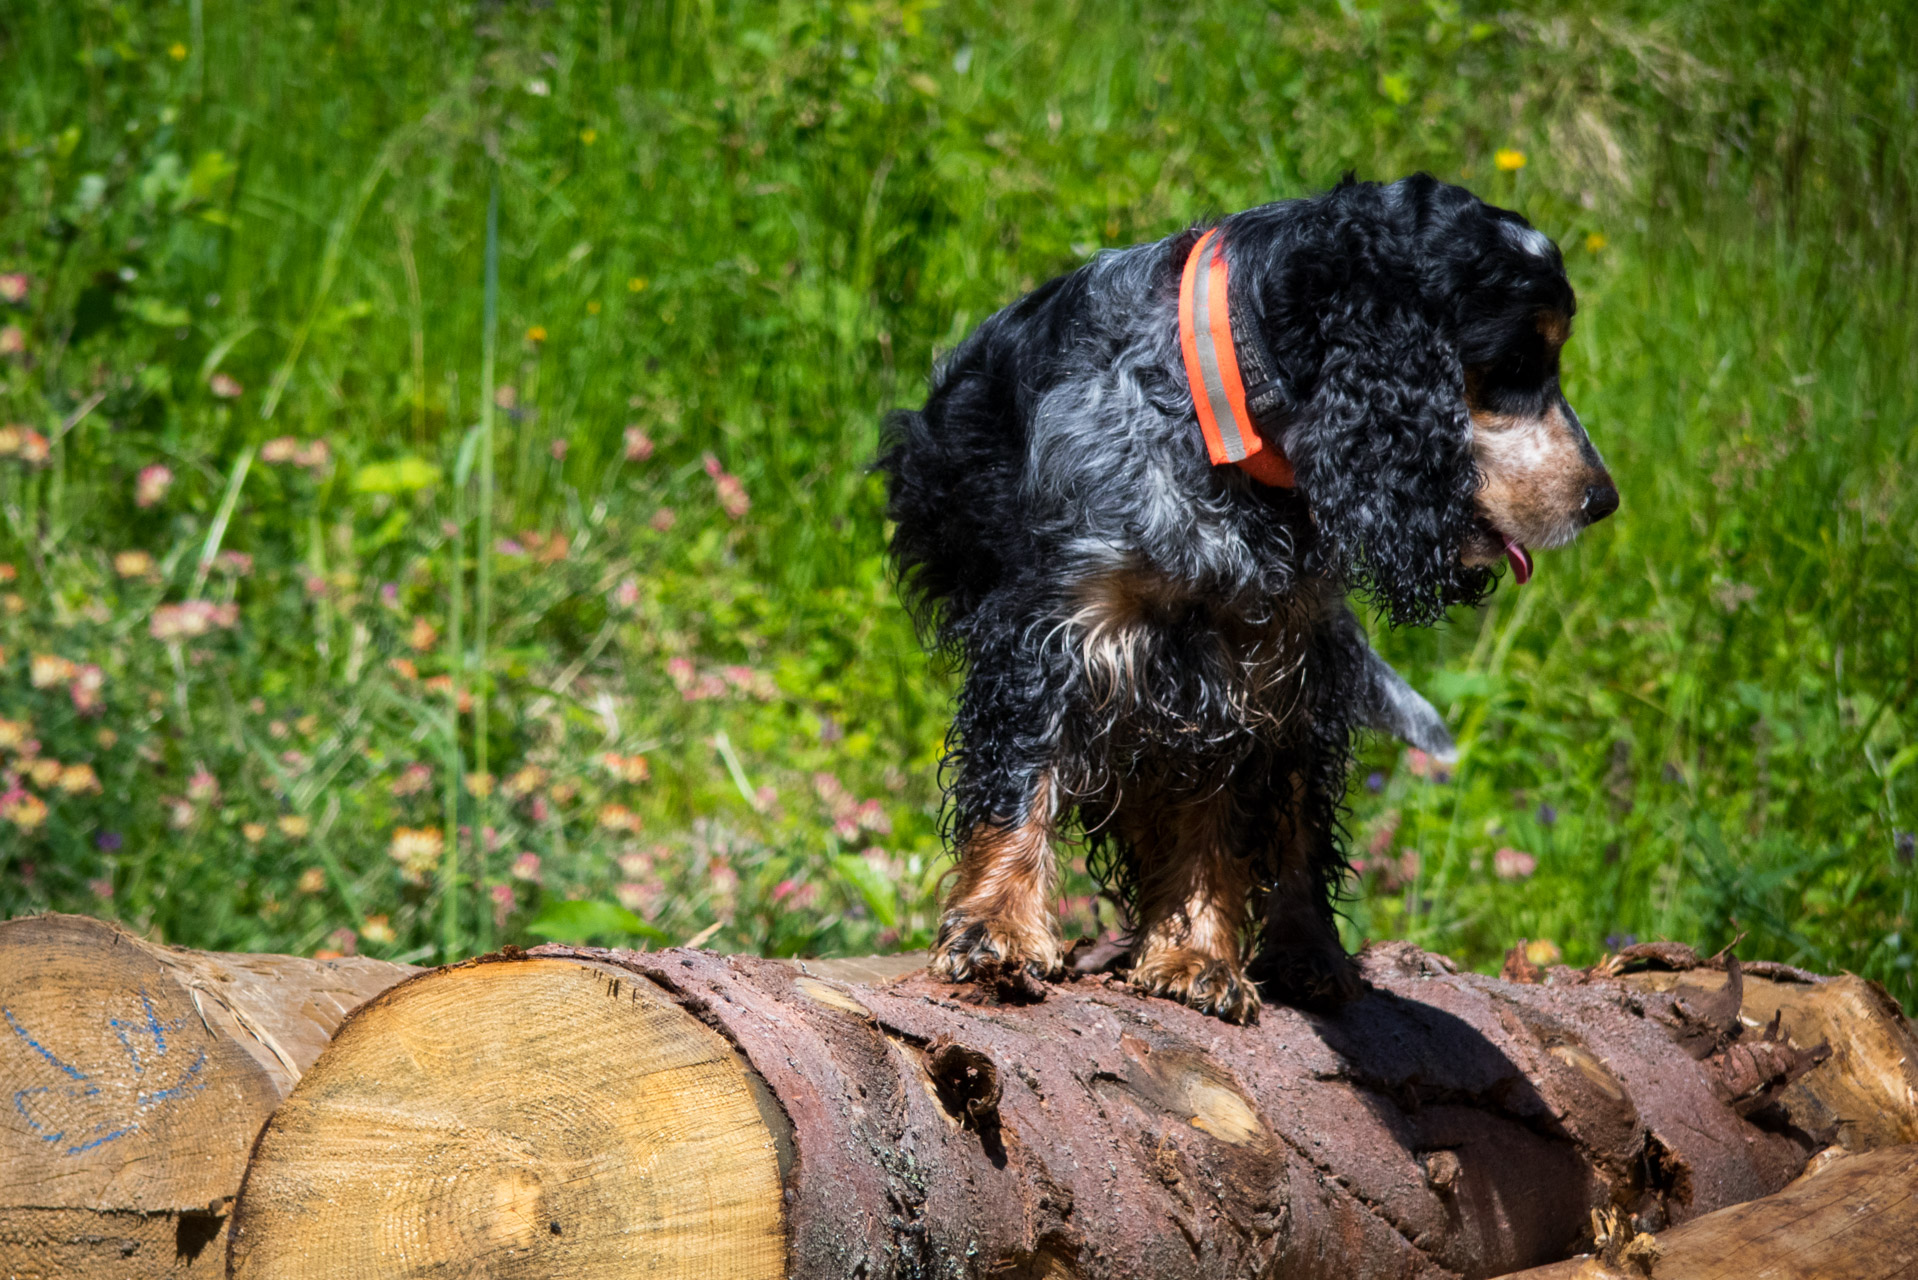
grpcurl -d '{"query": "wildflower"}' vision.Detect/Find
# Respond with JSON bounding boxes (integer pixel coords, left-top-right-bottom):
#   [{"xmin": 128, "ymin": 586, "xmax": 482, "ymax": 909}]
[
  {"xmin": 89, "ymin": 877, "xmax": 114, "ymax": 899},
  {"xmin": 186, "ymin": 766, "xmax": 219, "ymax": 804},
  {"xmin": 650, "ymin": 507, "xmax": 676, "ymax": 532},
  {"xmin": 318, "ymin": 927, "xmax": 357, "ymax": 959},
  {"xmin": 612, "ymin": 577, "xmax": 640, "ymax": 610},
  {"xmin": 525, "ymin": 78, "xmax": 550, "ymax": 96},
  {"xmin": 623, "ymin": 426, "xmax": 654, "ymax": 462},
  {"xmin": 580, "ymin": 127, "xmax": 597, "ymax": 145},
  {"xmin": 527, "ymin": 795, "xmax": 551, "ymax": 823},
  {"xmin": 292, "ymin": 439, "xmax": 329, "ymax": 470},
  {"xmin": 1535, "ymin": 802, "xmax": 1558, "ymax": 828},
  {"xmin": 209, "ymin": 372, "xmax": 243, "ymax": 398},
  {"xmin": 1, "ymin": 789, "xmax": 48, "ymax": 830},
  {"xmin": 30, "ymin": 654, "xmax": 78, "ymax": 689},
  {"xmin": 95, "ymin": 728, "xmax": 116, "ymax": 749},
  {"xmin": 502, "ymin": 765, "xmax": 548, "ymax": 799},
  {"xmin": 721, "ymin": 665, "xmax": 777, "ymax": 700},
  {"xmin": 57, "ymin": 763, "xmax": 101, "ymax": 794},
  {"xmin": 379, "ymin": 582, "xmax": 400, "ymax": 609},
  {"xmin": 628, "ymin": 277, "xmax": 648, "ymax": 292},
  {"xmin": 114, "ymin": 550, "xmax": 156, "ymax": 578},
  {"xmin": 617, "ymin": 848, "xmax": 655, "ymax": 879},
  {"xmin": 494, "ymin": 385, "xmax": 517, "ymax": 410},
  {"xmin": 769, "ymin": 878, "xmax": 817, "ymax": 910},
  {"xmin": 422, "ymin": 674, "xmax": 473, "ymax": 712},
  {"xmin": 710, "ymin": 862, "xmax": 739, "ymax": 899},
  {"xmin": 1584, "ymin": 232, "xmax": 1607, "ymax": 253},
  {"xmin": 0, "ymin": 274, "xmax": 27, "ymax": 303},
  {"xmin": 549, "ymin": 779, "xmax": 578, "ymax": 805},
  {"xmin": 388, "ymin": 826, "xmax": 445, "ymax": 878},
  {"xmin": 600, "ymin": 752, "xmax": 651, "ymax": 784},
  {"xmin": 703, "ymin": 453, "xmax": 750, "ymax": 518},
  {"xmin": 297, "ymin": 867, "xmax": 326, "ymax": 894},
  {"xmin": 465, "ymin": 771, "xmax": 494, "ymax": 798},
  {"xmin": 1403, "ymin": 747, "xmax": 1451, "ymax": 783},
  {"xmin": 407, "ymin": 617, "xmax": 439, "ymax": 651},
  {"xmin": 549, "ymin": 438, "xmax": 568, "ymax": 462},
  {"xmin": 150, "ymin": 600, "xmax": 239, "ymax": 641},
  {"xmin": 260, "ymin": 436, "xmax": 298, "ymax": 463},
  {"xmin": 666, "ymin": 656, "xmax": 696, "ymax": 691},
  {"xmin": 214, "ymin": 550, "xmax": 254, "ymax": 576},
  {"xmin": 597, "ymin": 803, "xmax": 641, "ymax": 833},
  {"xmin": 1494, "ymin": 148, "xmax": 1527, "ymax": 172},
  {"xmin": 360, "ymin": 915, "xmax": 396, "ymax": 945},
  {"xmin": 27, "ymin": 758, "xmax": 62, "ymax": 788},
  {"xmin": 165, "ymin": 796, "xmax": 195, "ymax": 829},
  {"xmin": 135, "ymin": 464, "xmax": 174, "ymax": 508},
  {"xmin": 852, "ymin": 798, "xmax": 891, "ymax": 836},
  {"xmin": 0, "ymin": 717, "xmax": 30, "ymax": 750},
  {"xmin": 526, "ymin": 325, "xmax": 547, "ymax": 343},
  {"xmin": 391, "ymin": 763, "xmax": 433, "ymax": 797},
  {"xmin": 491, "ymin": 883, "xmax": 515, "ymax": 928},
  {"xmin": 303, "ymin": 574, "xmax": 328, "ymax": 599},
  {"xmin": 242, "ymin": 822, "xmax": 266, "ymax": 843},
  {"xmin": 0, "ymin": 326, "xmax": 24, "ymax": 355},
  {"xmin": 15, "ymin": 430, "xmax": 50, "ymax": 465},
  {"xmin": 1494, "ymin": 847, "xmax": 1538, "ymax": 881},
  {"xmin": 616, "ymin": 881, "xmax": 662, "ymax": 917},
  {"xmin": 169, "ymin": 42, "xmax": 188, "ymax": 60},
  {"xmin": 1523, "ymin": 937, "xmax": 1562, "ymax": 967},
  {"xmin": 278, "ymin": 814, "xmax": 311, "ymax": 839},
  {"xmin": 388, "ymin": 656, "xmax": 418, "ymax": 680},
  {"xmin": 511, "ymin": 851, "xmax": 542, "ymax": 882},
  {"xmin": 95, "ymin": 830, "xmax": 123, "ymax": 852},
  {"xmin": 0, "ymin": 564, "xmax": 13, "ymax": 582},
  {"xmin": 0, "ymin": 426, "xmax": 20, "ymax": 456}
]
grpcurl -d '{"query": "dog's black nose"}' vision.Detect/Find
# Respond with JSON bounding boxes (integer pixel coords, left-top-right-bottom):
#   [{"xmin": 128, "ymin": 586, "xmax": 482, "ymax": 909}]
[{"xmin": 1582, "ymin": 479, "xmax": 1620, "ymax": 525}]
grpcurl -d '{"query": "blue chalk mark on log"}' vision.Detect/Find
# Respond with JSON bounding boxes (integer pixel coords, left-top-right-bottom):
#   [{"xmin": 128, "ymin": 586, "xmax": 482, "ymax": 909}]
[{"xmin": 3, "ymin": 988, "xmax": 209, "ymax": 1156}]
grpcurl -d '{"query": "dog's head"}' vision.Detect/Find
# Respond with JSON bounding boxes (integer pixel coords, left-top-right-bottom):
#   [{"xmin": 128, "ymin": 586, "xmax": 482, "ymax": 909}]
[{"xmin": 1226, "ymin": 174, "xmax": 1617, "ymax": 625}]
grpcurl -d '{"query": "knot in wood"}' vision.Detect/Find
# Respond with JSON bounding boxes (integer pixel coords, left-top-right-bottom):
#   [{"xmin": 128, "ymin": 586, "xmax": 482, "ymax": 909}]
[{"xmin": 928, "ymin": 1040, "xmax": 1002, "ymax": 1130}]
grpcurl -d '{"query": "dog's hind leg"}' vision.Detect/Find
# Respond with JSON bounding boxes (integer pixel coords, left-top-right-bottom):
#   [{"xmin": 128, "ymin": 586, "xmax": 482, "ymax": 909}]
[
  {"xmin": 1126, "ymin": 792, "xmax": 1262, "ymax": 1024},
  {"xmin": 931, "ymin": 772, "xmax": 1065, "ymax": 983}
]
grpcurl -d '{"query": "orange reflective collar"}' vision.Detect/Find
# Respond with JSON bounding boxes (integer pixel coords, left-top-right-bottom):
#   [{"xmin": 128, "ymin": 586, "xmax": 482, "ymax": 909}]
[{"xmin": 1177, "ymin": 227, "xmax": 1295, "ymax": 488}]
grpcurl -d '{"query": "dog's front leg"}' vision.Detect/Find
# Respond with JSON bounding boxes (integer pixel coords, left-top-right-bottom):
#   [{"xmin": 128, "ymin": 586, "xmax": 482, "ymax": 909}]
[
  {"xmin": 1249, "ymin": 772, "xmax": 1363, "ymax": 1009},
  {"xmin": 1127, "ymin": 795, "xmax": 1262, "ymax": 1024},
  {"xmin": 930, "ymin": 771, "xmax": 1065, "ymax": 983}
]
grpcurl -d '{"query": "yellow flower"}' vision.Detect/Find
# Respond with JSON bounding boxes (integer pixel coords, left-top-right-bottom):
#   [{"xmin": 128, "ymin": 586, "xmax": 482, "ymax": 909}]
[
  {"xmin": 27, "ymin": 758, "xmax": 62, "ymax": 788},
  {"xmin": 169, "ymin": 42, "xmax": 188, "ymax": 61},
  {"xmin": 242, "ymin": 822, "xmax": 267, "ymax": 843},
  {"xmin": 0, "ymin": 717, "xmax": 29, "ymax": 750},
  {"xmin": 388, "ymin": 826, "xmax": 446, "ymax": 877},
  {"xmin": 580, "ymin": 127, "xmax": 598, "ymax": 145},
  {"xmin": 297, "ymin": 867, "xmax": 326, "ymax": 893},
  {"xmin": 1584, "ymin": 231, "xmax": 1607, "ymax": 253},
  {"xmin": 30, "ymin": 654, "xmax": 78, "ymax": 689},
  {"xmin": 464, "ymin": 771, "xmax": 494, "ymax": 798},
  {"xmin": 114, "ymin": 550, "xmax": 156, "ymax": 578},
  {"xmin": 586, "ymin": 300, "xmax": 602, "ymax": 315},
  {"xmin": 57, "ymin": 763, "xmax": 101, "ymax": 794},
  {"xmin": 277, "ymin": 814, "xmax": 310, "ymax": 839},
  {"xmin": 360, "ymin": 915, "xmax": 397, "ymax": 945},
  {"xmin": 525, "ymin": 325, "xmax": 547, "ymax": 343},
  {"xmin": 1494, "ymin": 148, "xmax": 1527, "ymax": 172},
  {"xmin": 2, "ymin": 792, "xmax": 48, "ymax": 831},
  {"xmin": 627, "ymin": 277, "xmax": 648, "ymax": 293}
]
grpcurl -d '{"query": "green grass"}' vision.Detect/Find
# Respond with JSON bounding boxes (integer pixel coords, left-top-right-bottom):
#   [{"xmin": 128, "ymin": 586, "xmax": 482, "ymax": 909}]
[{"xmin": 0, "ymin": 1, "xmax": 1913, "ymax": 1000}]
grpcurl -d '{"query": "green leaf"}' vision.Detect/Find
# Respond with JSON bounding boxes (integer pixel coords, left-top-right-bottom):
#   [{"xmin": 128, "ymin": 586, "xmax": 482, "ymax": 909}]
[
  {"xmin": 352, "ymin": 455, "xmax": 440, "ymax": 494},
  {"xmin": 525, "ymin": 899, "xmax": 670, "ymax": 945},
  {"xmin": 124, "ymin": 296, "xmax": 191, "ymax": 327},
  {"xmin": 832, "ymin": 853, "xmax": 898, "ymax": 928}
]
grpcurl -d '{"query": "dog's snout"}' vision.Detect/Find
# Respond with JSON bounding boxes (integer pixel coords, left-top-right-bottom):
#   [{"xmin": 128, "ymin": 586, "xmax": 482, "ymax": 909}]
[{"xmin": 1581, "ymin": 478, "xmax": 1620, "ymax": 525}]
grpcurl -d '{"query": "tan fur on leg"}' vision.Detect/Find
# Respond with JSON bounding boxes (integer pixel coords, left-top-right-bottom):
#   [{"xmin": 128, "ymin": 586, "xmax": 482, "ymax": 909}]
[
  {"xmin": 1127, "ymin": 795, "xmax": 1260, "ymax": 1023},
  {"xmin": 931, "ymin": 775, "xmax": 1065, "ymax": 983}
]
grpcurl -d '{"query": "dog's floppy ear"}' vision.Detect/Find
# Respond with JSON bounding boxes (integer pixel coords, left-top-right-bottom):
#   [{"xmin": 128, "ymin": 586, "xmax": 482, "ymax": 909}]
[{"xmin": 1284, "ymin": 290, "xmax": 1494, "ymax": 626}]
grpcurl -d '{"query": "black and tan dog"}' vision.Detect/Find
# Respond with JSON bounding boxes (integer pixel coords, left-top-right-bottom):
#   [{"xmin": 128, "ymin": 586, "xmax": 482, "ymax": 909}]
[{"xmin": 879, "ymin": 175, "xmax": 1617, "ymax": 1022}]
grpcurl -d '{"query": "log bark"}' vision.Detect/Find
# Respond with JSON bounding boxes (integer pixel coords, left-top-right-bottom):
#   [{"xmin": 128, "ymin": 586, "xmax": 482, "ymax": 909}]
[
  {"xmin": 1491, "ymin": 1142, "xmax": 1918, "ymax": 1280},
  {"xmin": 227, "ymin": 942, "xmax": 1918, "ymax": 1280},
  {"xmin": 0, "ymin": 913, "xmax": 415, "ymax": 1279}
]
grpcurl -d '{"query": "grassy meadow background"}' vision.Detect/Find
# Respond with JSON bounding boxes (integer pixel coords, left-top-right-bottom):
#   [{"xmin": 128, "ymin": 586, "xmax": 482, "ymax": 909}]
[{"xmin": 1, "ymin": 0, "xmax": 1914, "ymax": 1000}]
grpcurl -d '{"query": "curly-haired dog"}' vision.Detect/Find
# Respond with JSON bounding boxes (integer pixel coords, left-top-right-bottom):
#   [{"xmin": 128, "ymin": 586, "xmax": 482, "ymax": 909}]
[{"xmin": 879, "ymin": 174, "xmax": 1617, "ymax": 1022}]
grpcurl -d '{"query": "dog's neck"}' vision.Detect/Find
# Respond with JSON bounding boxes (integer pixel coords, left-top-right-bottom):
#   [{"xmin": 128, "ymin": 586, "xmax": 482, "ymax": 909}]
[{"xmin": 1178, "ymin": 227, "xmax": 1295, "ymax": 489}]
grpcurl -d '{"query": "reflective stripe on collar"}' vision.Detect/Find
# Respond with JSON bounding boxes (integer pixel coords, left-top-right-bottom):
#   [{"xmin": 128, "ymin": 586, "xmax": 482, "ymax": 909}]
[{"xmin": 1177, "ymin": 227, "xmax": 1295, "ymax": 488}]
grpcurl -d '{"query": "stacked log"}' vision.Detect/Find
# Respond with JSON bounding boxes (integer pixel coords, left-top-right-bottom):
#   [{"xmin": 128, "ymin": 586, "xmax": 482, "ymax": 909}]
[
  {"xmin": 0, "ymin": 914, "xmax": 414, "ymax": 1278},
  {"xmin": 225, "ymin": 941, "xmax": 1918, "ymax": 1280}
]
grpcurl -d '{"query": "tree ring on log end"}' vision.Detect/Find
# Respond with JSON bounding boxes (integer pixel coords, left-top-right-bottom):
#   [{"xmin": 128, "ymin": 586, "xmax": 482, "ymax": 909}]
[{"xmin": 228, "ymin": 957, "xmax": 785, "ymax": 1280}]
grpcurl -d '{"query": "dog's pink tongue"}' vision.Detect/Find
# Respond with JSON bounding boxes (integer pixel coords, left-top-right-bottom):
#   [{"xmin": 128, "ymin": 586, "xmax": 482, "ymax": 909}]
[{"xmin": 1504, "ymin": 536, "xmax": 1533, "ymax": 585}]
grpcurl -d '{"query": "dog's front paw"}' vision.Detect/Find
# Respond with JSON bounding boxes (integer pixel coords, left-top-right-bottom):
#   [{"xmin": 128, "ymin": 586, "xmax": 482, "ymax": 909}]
[
  {"xmin": 1252, "ymin": 941, "xmax": 1363, "ymax": 1012},
  {"xmin": 930, "ymin": 911, "xmax": 1064, "ymax": 985},
  {"xmin": 1130, "ymin": 951, "xmax": 1262, "ymax": 1024}
]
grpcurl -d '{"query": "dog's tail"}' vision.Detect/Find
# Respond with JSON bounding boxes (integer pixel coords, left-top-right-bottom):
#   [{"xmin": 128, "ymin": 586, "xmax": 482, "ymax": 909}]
[{"xmin": 874, "ymin": 404, "xmax": 996, "ymax": 653}]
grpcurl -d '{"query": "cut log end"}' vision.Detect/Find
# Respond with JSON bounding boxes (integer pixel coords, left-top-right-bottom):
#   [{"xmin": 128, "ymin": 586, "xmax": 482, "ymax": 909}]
[
  {"xmin": 227, "ymin": 957, "xmax": 786, "ymax": 1280},
  {"xmin": 0, "ymin": 913, "xmax": 413, "ymax": 1279}
]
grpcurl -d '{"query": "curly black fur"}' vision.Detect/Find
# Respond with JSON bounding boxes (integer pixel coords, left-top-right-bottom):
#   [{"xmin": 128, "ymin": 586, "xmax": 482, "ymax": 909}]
[{"xmin": 878, "ymin": 174, "xmax": 1582, "ymax": 1003}]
